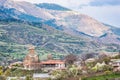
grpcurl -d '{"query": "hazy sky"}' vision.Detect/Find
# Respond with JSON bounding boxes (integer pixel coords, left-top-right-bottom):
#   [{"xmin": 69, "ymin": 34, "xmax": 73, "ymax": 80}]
[{"xmin": 14, "ymin": 0, "xmax": 120, "ymax": 27}]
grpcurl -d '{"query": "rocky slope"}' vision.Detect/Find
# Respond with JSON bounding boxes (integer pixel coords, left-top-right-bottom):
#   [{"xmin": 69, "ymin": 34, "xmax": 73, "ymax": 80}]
[
  {"xmin": 0, "ymin": 0, "xmax": 120, "ymax": 64},
  {"xmin": 0, "ymin": 0, "xmax": 112, "ymax": 37}
]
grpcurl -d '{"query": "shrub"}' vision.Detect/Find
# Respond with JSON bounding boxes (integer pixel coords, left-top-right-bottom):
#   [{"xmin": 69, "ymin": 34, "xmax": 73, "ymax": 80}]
[
  {"xmin": 51, "ymin": 70, "xmax": 68, "ymax": 80},
  {"xmin": 4, "ymin": 69, "xmax": 11, "ymax": 76},
  {"xmin": 104, "ymin": 71, "xmax": 112, "ymax": 75},
  {"xmin": 68, "ymin": 65, "xmax": 79, "ymax": 77},
  {"xmin": 26, "ymin": 75, "xmax": 32, "ymax": 80}
]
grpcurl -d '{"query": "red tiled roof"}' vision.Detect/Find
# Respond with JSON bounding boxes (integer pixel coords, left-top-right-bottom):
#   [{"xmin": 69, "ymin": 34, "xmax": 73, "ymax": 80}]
[{"xmin": 41, "ymin": 60, "xmax": 65, "ymax": 64}]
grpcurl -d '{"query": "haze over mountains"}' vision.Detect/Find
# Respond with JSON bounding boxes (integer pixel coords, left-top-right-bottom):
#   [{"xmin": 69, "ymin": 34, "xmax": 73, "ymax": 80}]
[{"xmin": 0, "ymin": 0, "xmax": 120, "ymax": 63}]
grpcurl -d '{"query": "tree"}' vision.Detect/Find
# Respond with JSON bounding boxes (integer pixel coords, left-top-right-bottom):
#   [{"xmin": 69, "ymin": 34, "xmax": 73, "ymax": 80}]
[
  {"xmin": 26, "ymin": 75, "xmax": 33, "ymax": 80},
  {"xmin": 103, "ymin": 57, "xmax": 110, "ymax": 64},
  {"xmin": 4, "ymin": 69, "xmax": 11, "ymax": 76},
  {"xmin": 65, "ymin": 54, "xmax": 77, "ymax": 65},
  {"xmin": 80, "ymin": 53, "xmax": 96, "ymax": 61},
  {"xmin": 113, "ymin": 51, "xmax": 120, "ymax": 59},
  {"xmin": 51, "ymin": 70, "xmax": 68, "ymax": 80},
  {"xmin": 0, "ymin": 66, "xmax": 3, "ymax": 75},
  {"xmin": 80, "ymin": 53, "xmax": 94, "ymax": 67},
  {"xmin": 68, "ymin": 65, "xmax": 78, "ymax": 77}
]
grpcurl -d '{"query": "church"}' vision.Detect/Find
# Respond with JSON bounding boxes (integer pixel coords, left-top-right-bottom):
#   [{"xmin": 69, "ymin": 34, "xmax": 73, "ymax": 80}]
[
  {"xmin": 23, "ymin": 46, "xmax": 66, "ymax": 70},
  {"xmin": 23, "ymin": 46, "xmax": 41, "ymax": 70}
]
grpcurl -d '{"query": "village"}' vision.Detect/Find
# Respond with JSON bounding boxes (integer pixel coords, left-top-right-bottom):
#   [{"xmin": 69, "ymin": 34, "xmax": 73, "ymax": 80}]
[
  {"xmin": 0, "ymin": 0, "xmax": 120, "ymax": 80},
  {"xmin": 0, "ymin": 46, "xmax": 120, "ymax": 80}
]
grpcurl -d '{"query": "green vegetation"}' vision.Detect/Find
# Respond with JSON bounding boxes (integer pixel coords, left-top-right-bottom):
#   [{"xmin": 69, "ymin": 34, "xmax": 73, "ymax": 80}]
[
  {"xmin": 6, "ymin": 68, "xmax": 42, "ymax": 77},
  {"xmin": 0, "ymin": 66, "xmax": 3, "ymax": 75},
  {"xmin": 0, "ymin": 20, "xmax": 119, "ymax": 65},
  {"xmin": 49, "ymin": 64, "xmax": 81, "ymax": 80},
  {"xmin": 82, "ymin": 72, "xmax": 120, "ymax": 80},
  {"xmin": 25, "ymin": 75, "xmax": 33, "ymax": 80},
  {"xmin": 0, "ymin": 20, "xmax": 105, "ymax": 65}
]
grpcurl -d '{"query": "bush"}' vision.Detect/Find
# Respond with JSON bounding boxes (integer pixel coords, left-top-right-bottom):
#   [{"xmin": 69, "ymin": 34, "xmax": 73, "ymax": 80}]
[
  {"xmin": 51, "ymin": 70, "xmax": 68, "ymax": 80},
  {"xmin": 104, "ymin": 71, "xmax": 112, "ymax": 75},
  {"xmin": 68, "ymin": 65, "xmax": 79, "ymax": 77},
  {"xmin": 26, "ymin": 75, "xmax": 33, "ymax": 80},
  {"xmin": 4, "ymin": 69, "xmax": 11, "ymax": 76},
  {"xmin": 0, "ymin": 66, "xmax": 3, "ymax": 75}
]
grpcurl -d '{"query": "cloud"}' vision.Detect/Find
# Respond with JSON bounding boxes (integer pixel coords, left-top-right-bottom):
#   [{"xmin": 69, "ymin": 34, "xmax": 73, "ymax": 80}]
[{"xmin": 89, "ymin": 0, "xmax": 120, "ymax": 6}]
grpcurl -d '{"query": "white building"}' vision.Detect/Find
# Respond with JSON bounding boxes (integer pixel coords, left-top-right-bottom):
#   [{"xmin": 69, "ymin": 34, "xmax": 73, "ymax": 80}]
[{"xmin": 110, "ymin": 59, "xmax": 120, "ymax": 71}]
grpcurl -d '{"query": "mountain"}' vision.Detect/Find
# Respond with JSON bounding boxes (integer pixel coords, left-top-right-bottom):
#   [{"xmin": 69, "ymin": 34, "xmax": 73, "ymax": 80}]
[
  {"xmin": 0, "ymin": 6, "xmax": 42, "ymax": 22},
  {"xmin": 0, "ymin": 0, "xmax": 110, "ymax": 37},
  {"xmin": 0, "ymin": 0, "xmax": 120, "ymax": 64},
  {"xmin": 0, "ymin": 0, "xmax": 54, "ymax": 20},
  {"xmin": 104, "ymin": 24, "xmax": 120, "ymax": 36},
  {"xmin": 36, "ymin": 3, "xmax": 71, "ymax": 11}
]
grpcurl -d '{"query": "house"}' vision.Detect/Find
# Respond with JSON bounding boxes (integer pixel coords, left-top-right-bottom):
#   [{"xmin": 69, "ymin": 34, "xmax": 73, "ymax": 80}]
[
  {"xmin": 110, "ymin": 59, "xmax": 120, "ymax": 71},
  {"xmin": 41, "ymin": 59, "xmax": 66, "ymax": 70}
]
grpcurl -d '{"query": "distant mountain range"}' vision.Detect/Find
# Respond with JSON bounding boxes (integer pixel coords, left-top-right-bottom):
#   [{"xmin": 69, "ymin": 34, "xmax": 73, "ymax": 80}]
[{"xmin": 0, "ymin": 0, "xmax": 120, "ymax": 64}]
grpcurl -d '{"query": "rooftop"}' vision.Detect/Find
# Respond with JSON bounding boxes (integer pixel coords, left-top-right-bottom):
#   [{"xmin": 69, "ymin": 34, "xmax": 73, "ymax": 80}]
[{"xmin": 41, "ymin": 60, "xmax": 65, "ymax": 64}]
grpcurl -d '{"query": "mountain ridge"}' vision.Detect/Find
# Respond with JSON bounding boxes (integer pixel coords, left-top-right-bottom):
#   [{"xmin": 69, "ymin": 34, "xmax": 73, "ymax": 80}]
[
  {"xmin": 0, "ymin": 0, "xmax": 119, "ymax": 62},
  {"xmin": 0, "ymin": 0, "xmax": 113, "ymax": 37},
  {"xmin": 36, "ymin": 3, "xmax": 71, "ymax": 11}
]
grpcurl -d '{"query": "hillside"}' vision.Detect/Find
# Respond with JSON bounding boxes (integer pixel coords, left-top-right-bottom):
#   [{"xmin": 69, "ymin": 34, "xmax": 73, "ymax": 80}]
[
  {"xmin": 0, "ymin": 0, "xmax": 110, "ymax": 37},
  {"xmin": 0, "ymin": 20, "xmax": 99, "ymax": 54},
  {"xmin": 0, "ymin": 19, "xmax": 120, "ymax": 65},
  {"xmin": 0, "ymin": 0, "xmax": 120, "ymax": 65}
]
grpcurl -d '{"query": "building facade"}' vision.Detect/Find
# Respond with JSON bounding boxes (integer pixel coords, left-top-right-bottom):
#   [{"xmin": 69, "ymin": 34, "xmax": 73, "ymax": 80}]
[
  {"xmin": 23, "ymin": 46, "xmax": 65, "ymax": 70},
  {"xmin": 110, "ymin": 59, "xmax": 120, "ymax": 71},
  {"xmin": 23, "ymin": 46, "xmax": 41, "ymax": 70},
  {"xmin": 41, "ymin": 60, "xmax": 66, "ymax": 70}
]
